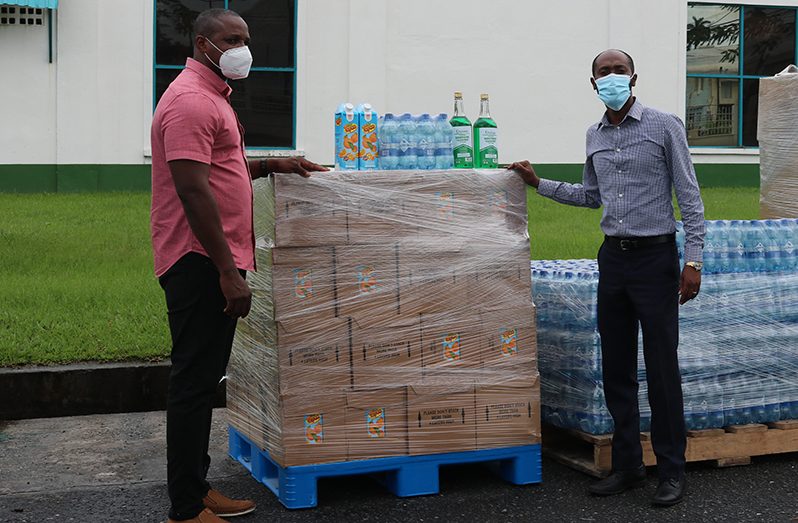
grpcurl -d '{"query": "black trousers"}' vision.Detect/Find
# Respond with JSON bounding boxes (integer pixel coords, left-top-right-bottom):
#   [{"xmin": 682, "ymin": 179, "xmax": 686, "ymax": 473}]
[
  {"xmin": 597, "ymin": 239, "xmax": 686, "ymax": 480},
  {"xmin": 159, "ymin": 252, "xmax": 242, "ymax": 520}
]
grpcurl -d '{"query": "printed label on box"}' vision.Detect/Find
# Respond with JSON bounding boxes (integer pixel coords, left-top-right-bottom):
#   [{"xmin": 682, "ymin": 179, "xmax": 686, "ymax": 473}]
[
  {"xmin": 499, "ymin": 328, "xmax": 518, "ymax": 356},
  {"xmin": 357, "ymin": 265, "xmax": 378, "ymax": 294},
  {"xmin": 293, "ymin": 268, "xmax": 313, "ymax": 298},
  {"xmin": 442, "ymin": 334, "xmax": 461, "ymax": 361},
  {"xmin": 423, "ymin": 407, "xmax": 465, "ymax": 426},
  {"xmin": 304, "ymin": 413, "xmax": 324, "ymax": 444},
  {"xmin": 366, "ymin": 407, "xmax": 386, "ymax": 439}
]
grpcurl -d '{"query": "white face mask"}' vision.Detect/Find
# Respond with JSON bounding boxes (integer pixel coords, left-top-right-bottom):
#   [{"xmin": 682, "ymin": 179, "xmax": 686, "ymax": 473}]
[{"xmin": 202, "ymin": 36, "xmax": 252, "ymax": 80}]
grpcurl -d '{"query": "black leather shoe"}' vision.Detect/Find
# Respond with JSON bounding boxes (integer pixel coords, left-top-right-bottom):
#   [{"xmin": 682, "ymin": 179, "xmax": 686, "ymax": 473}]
[
  {"xmin": 587, "ymin": 465, "xmax": 646, "ymax": 496},
  {"xmin": 652, "ymin": 477, "xmax": 686, "ymax": 506}
]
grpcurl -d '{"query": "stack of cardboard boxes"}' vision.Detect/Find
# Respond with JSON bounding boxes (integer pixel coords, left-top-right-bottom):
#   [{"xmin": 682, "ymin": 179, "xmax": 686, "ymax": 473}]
[
  {"xmin": 227, "ymin": 169, "xmax": 540, "ymax": 467},
  {"xmin": 759, "ymin": 72, "xmax": 798, "ymax": 219}
]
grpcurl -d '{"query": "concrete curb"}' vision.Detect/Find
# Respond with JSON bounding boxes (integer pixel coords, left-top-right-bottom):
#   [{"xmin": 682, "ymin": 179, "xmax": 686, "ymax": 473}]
[{"xmin": 0, "ymin": 361, "xmax": 226, "ymax": 420}]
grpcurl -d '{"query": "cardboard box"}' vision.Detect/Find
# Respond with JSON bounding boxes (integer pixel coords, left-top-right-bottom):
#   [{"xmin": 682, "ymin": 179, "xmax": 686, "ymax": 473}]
[
  {"xmin": 398, "ymin": 243, "xmax": 531, "ymax": 316},
  {"xmin": 759, "ymin": 74, "xmax": 798, "ymax": 219},
  {"xmin": 407, "ymin": 385, "xmax": 476, "ymax": 455},
  {"xmin": 333, "ymin": 170, "xmax": 421, "ymax": 244},
  {"xmin": 350, "ymin": 316, "xmax": 422, "ymax": 387},
  {"xmin": 479, "ymin": 307, "xmax": 537, "ymax": 384},
  {"xmin": 272, "ymin": 247, "xmax": 338, "ymax": 325},
  {"xmin": 336, "ymin": 245, "xmax": 401, "ymax": 321},
  {"xmin": 465, "ymin": 247, "xmax": 532, "ymax": 310},
  {"xmin": 345, "ymin": 387, "xmax": 408, "ymax": 460},
  {"xmin": 273, "ymin": 392, "xmax": 348, "ymax": 466},
  {"xmin": 408, "ymin": 170, "xmax": 528, "ymax": 239},
  {"xmin": 475, "ymin": 378, "xmax": 541, "ymax": 450},
  {"xmin": 277, "ymin": 317, "xmax": 351, "ymax": 394},
  {"xmin": 397, "ymin": 243, "xmax": 471, "ymax": 316},
  {"xmin": 420, "ymin": 312, "xmax": 484, "ymax": 383},
  {"xmin": 273, "ymin": 173, "xmax": 349, "ymax": 247}
]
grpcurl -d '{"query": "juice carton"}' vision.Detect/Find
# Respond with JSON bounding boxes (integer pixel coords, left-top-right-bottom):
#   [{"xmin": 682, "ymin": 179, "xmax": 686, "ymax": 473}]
[
  {"xmin": 357, "ymin": 103, "xmax": 379, "ymax": 170},
  {"xmin": 335, "ymin": 103, "xmax": 359, "ymax": 170}
]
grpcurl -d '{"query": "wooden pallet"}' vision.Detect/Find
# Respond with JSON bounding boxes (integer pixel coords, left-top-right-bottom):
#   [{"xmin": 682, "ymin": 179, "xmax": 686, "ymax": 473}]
[{"xmin": 543, "ymin": 420, "xmax": 798, "ymax": 477}]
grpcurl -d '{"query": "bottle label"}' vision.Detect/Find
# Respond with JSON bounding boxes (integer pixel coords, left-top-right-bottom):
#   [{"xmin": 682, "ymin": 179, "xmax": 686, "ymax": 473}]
[
  {"xmin": 478, "ymin": 127, "xmax": 498, "ymax": 168},
  {"xmin": 452, "ymin": 126, "xmax": 473, "ymax": 167}
]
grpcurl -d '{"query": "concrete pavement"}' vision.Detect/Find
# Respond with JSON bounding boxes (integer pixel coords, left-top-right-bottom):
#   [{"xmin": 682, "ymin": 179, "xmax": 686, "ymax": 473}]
[{"xmin": 1, "ymin": 410, "xmax": 796, "ymax": 522}]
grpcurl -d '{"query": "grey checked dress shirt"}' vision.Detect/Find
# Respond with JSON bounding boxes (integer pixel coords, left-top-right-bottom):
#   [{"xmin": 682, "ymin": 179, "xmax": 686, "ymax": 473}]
[{"xmin": 537, "ymin": 99, "xmax": 706, "ymax": 262}]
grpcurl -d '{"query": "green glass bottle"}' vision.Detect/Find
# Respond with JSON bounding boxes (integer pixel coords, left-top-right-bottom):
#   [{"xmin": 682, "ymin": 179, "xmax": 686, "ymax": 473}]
[
  {"xmin": 473, "ymin": 93, "xmax": 498, "ymax": 168},
  {"xmin": 449, "ymin": 91, "xmax": 474, "ymax": 168}
]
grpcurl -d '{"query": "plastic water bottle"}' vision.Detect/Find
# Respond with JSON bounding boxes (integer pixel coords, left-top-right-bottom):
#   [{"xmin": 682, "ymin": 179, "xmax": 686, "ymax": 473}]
[
  {"xmin": 717, "ymin": 221, "xmax": 731, "ymax": 273},
  {"xmin": 415, "ymin": 114, "xmax": 436, "ymax": 170},
  {"xmin": 728, "ymin": 220, "xmax": 745, "ymax": 273},
  {"xmin": 779, "ymin": 219, "xmax": 796, "ymax": 271},
  {"xmin": 703, "ymin": 221, "xmax": 717, "ymax": 274},
  {"xmin": 397, "ymin": 113, "xmax": 417, "ymax": 170},
  {"xmin": 377, "ymin": 113, "xmax": 399, "ymax": 170},
  {"xmin": 763, "ymin": 220, "xmax": 781, "ymax": 272},
  {"xmin": 434, "ymin": 113, "xmax": 454, "ymax": 169},
  {"xmin": 746, "ymin": 220, "xmax": 767, "ymax": 272}
]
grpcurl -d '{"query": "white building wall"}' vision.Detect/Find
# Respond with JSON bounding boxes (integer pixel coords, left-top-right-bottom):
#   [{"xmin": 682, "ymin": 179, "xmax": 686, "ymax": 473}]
[
  {"xmin": 3, "ymin": 0, "xmax": 798, "ymax": 167},
  {"xmin": 0, "ymin": 6, "xmax": 56, "ymax": 163},
  {"xmin": 0, "ymin": 0, "xmax": 151, "ymax": 165}
]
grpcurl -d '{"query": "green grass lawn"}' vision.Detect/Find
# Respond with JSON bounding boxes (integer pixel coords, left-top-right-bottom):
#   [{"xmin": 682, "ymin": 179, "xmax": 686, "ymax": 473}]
[
  {"xmin": 0, "ymin": 193, "xmax": 168, "ymax": 366},
  {"xmin": 0, "ymin": 186, "xmax": 759, "ymax": 366},
  {"xmin": 527, "ymin": 186, "xmax": 760, "ymax": 259}
]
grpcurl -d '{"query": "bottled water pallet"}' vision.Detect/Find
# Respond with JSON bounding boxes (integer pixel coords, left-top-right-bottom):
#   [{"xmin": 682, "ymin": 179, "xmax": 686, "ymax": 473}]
[
  {"xmin": 542, "ymin": 421, "xmax": 798, "ymax": 478},
  {"xmin": 228, "ymin": 425, "xmax": 542, "ymax": 509}
]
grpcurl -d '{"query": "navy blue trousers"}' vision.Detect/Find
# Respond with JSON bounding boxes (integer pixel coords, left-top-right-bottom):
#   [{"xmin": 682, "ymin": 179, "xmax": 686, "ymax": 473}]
[{"xmin": 597, "ymin": 239, "xmax": 686, "ymax": 480}]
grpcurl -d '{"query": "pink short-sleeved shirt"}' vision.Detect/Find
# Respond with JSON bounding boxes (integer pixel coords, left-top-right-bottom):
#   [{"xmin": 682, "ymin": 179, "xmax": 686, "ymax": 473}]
[{"xmin": 150, "ymin": 58, "xmax": 255, "ymax": 277}]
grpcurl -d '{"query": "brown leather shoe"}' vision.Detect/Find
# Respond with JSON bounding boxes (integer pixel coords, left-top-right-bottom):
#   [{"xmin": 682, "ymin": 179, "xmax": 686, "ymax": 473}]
[
  {"xmin": 203, "ymin": 489, "xmax": 256, "ymax": 518},
  {"xmin": 167, "ymin": 508, "xmax": 228, "ymax": 522}
]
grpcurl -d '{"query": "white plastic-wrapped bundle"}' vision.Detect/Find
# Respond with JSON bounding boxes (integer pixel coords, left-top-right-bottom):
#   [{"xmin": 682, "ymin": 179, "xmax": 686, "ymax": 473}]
[
  {"xmin": 759, "ymin": 68, "xmax": 798, "ymax": 219},
  {"xmin": 227, "ymin": 169, "xmax": 539, "ymax": 466},
  {"xmin": 533, "ymin": 243, "xmax": 798, "ymax": 435}
]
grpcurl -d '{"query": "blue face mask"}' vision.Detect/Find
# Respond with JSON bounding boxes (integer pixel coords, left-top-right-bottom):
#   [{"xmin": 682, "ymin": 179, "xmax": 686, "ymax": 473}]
[{"xmin": 595, "ymin": 74, "xmax": 632, "ymax": 111}]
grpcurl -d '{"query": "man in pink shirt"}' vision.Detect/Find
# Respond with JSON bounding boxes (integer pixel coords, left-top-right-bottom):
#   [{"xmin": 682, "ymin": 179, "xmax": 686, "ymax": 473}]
[{"xmin": 150, "ymin": 8, "xmax": 326, "ymax": 523}]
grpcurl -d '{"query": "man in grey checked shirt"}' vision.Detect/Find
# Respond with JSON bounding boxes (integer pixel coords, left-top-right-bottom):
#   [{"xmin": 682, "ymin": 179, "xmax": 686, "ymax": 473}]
[{"xmin": 510, "ymin": 49, "xmax": 705, "ymax": 507}]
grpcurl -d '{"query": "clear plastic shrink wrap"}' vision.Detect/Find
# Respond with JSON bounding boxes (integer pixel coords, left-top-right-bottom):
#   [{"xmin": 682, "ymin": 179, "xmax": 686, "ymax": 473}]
[
  {"xmin": 227, "ymin": 169, "xmax": 539, "ymax": 466},
  {"xmin": 534, "ymin": 223, "xmax": 798, "ymax": 435},
  {"xmin": 759, "ymin": 67, "xmax": 798, "ymax": 219}
]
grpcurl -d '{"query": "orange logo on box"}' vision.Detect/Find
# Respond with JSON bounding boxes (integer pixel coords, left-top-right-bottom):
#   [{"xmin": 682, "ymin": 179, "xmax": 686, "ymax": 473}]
[
  {"xmin": 363, "ymin": 122, "xmax": 376, "ymax": 134},
  {"xmin": 366, "ymin": 407, "xmax": 386, "ymax": 439},
  {"xmin": 335, "ymin": 117, "xmax": 342, "ymax": 126},
  {"xmin": 436, "ymin": 191, "xmax": 455, "ymax": 220},
  {"xmin": 490, "ymin": 190, "xmax": 509, "ymax": 216},
  {"xmin": 500, "ymin": 328, "xmax": 518, "ymax": 356},
  {"xmin": 304, "ymin": 413, "xmax": 324, "ymax": 444},
  {"xmin": 357, "ymin": 265, "xmax": 377, "ymax": 294},
  {"xmin": 442, "ymin": 334, "xmax": 461, "ymax": 361},
  {"xmin": 344, "ymin": 122, "xmax": 358, "ymax": 134},
  {"xmin": 293, "ymin": 269, "xmax": 313, "ymax": 299}
]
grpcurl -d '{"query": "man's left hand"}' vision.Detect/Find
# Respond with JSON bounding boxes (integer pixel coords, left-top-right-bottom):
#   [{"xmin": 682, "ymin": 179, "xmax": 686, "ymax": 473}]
[
  {"xmin": 271, "ymin": 157, "xmax": 329, "ymax": 178},
  {"xmin": 679, "ymin": 265, "xmax": 701, "ymax": 305}
]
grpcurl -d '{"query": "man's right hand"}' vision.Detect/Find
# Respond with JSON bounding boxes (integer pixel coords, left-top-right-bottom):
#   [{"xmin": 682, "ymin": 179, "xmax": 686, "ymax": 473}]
[
  {"xmin": 219, "ymin": 270, "xmax": 252, "ymax": 318},
  {"xmin": 507, "ymin": 160, "xmax": 541, "ymax": 188}
]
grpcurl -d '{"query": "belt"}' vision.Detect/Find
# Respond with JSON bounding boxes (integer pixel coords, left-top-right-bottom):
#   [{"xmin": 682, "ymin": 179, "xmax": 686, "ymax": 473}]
[{"xmin": 604, "ymin": 233, "xmax": 675, "ymax": 251}]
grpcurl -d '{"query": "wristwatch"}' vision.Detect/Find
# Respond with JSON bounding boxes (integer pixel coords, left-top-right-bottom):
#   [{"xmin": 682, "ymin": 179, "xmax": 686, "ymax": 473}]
[{"xmin": 685, "ymin": 261, "xmax": 703, "ymax": 272}]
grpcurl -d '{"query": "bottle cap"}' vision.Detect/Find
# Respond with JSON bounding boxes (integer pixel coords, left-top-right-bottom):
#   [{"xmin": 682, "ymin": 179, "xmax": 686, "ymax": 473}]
[
  {"xmin": 480, "ymin": 94, "xmax": 489, "ymax": 100},
  {"xmin": 454, "ymin": 91, "xmax": 463, "ymax": 98}
]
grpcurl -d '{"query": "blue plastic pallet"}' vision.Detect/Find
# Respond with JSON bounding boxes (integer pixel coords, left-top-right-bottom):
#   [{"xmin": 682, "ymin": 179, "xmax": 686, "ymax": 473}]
[{"xmin": 228, "ymin": 425, "xmax": 542, "ymax": 509}]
